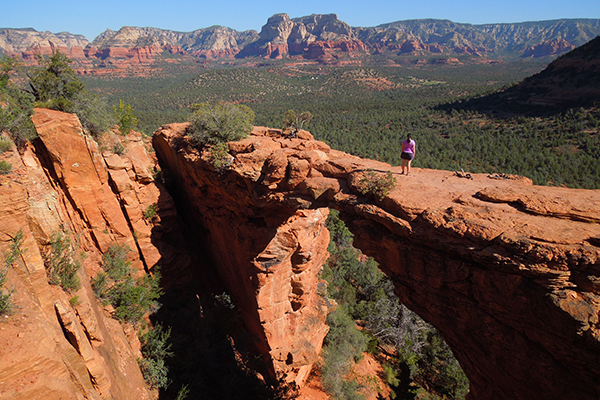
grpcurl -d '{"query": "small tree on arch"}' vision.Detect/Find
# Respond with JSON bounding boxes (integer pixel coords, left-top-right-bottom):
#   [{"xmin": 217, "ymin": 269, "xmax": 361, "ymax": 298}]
[{"xmin": 282, "ymin": 110, "xmax": 313, "ymax": 138}]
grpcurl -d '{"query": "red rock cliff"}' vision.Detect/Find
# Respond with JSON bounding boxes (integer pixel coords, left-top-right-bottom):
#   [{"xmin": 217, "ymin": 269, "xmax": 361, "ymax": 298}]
[
  {"xmin": 152, "ymin": 124, "xmax": 332, "ymax": 385},
  {"xmin": 153, "ymin": 124, "xmax": 600, "ymax": 400},
  {"xmin": 0, "ymin": 109, "xmax": 190, "ymax": 399}
]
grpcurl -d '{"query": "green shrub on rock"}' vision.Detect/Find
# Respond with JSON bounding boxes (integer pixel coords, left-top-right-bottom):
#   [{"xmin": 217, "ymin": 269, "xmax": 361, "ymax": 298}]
[
  {"xmin": 45, "ymin": 231, "xmax": 82, "ymax": 292},
  {"xmin": 186, "ymin": 101, "xmax": 254, "ymax": 146},
  {"xmin": 0, "ymin": 138, "xmax": 12, "ymax": 154},
  {"xmin": 113, "ymin": 99, "xmax": 138, "ymax": 135},
  {"xmin": 138, "ymin": 323, "xmax": 173, "ymax": 389},
  {"xmin": 0, "ymin": 230, "xmax": 24, "ymax": 315},
  {"xmin": 356, "ymin": 169, "xmax": 397, "ymax": 200},
  {"xmin": 0, "ymin": 161, "xmax": 12, "ymax": 175},
  {"xmin": 91, "ymin": 243, "xmax": 162, "ymax": 324}
]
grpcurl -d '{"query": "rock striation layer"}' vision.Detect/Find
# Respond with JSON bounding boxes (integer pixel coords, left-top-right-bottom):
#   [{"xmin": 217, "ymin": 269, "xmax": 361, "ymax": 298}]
[{"xmin": 153, "ymin": 124, "xmax": 600, "ymax": 400}]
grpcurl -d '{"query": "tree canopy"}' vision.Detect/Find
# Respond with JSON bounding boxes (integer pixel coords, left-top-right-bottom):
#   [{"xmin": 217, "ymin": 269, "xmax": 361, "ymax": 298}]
[
  {"xmin": 27, "ymin": 50, "xmax": 85, "ymax": 112},
  {"xmin": 187, "ymin": 101, "xmax": 255, "ymax": 146},
  {"xmin": 0, "ymin": 55, "xmax": 36, "ymax": 146}
]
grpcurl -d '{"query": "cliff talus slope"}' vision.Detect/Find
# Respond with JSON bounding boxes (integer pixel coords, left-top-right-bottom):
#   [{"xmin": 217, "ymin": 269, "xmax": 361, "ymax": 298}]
[{"xmin": 154, "ymin": 124, "xmax": 600, "ymax": 400}]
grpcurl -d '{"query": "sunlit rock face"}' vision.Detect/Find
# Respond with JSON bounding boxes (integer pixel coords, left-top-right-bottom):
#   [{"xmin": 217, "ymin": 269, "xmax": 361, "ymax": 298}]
[
  {"xmin": 152, "ymin": 124, "xmax": 333, "ymax": 385},
  {"xmin": 0, "ymin": 108, "xmax": 177, "ymax": 399},
  {"xmin": 154, "ymin": 123, "xmax": 600, "ymax": 399}
]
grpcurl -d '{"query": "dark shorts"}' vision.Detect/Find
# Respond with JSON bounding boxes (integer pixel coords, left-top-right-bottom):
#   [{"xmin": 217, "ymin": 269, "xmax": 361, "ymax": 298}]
[{"xmin": 401, "ymin": 151, "xmax": 414, "ymax": 161}]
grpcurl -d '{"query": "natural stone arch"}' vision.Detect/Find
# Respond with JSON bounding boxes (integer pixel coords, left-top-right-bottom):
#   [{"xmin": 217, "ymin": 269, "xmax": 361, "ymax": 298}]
[{"xmin": 154, "ymin": 124, "xmax": 600, "ymax": 399}]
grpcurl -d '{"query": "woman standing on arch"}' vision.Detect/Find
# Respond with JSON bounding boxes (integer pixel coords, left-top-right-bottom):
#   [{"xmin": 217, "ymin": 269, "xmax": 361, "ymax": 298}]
[{"xmin": 401, "ymin": 133, "xmax": 416, "ymax": 175}]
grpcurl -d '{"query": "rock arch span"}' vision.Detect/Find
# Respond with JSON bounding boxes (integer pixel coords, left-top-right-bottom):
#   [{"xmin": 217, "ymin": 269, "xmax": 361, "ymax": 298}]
[{"xmin": 153, "ymin": 124, "xmax": 600, "ymax": 400}]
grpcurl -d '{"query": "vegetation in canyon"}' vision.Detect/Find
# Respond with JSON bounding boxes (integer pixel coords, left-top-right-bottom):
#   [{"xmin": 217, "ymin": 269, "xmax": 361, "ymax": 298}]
[
  {"xmin": 114, "ymin": 99, "xmax": 139, "ymax": 135},
  {"xmin": 90, "ymin": 243, "xmax": 167, "ymax": 389},
  {"xmin": 0, "ymin": 230, "xmax": 23, "ymax": 316},
  {"xmin": 92, "ymin": 243, "xmax": 163, "ymax": 324},
  {"xmin": 45, "ymin": 230, "xmax": 82, "ymax": 292},
  {"xmin": 322, "ymin": 210, "xmax": 469, "ymax": 399}
]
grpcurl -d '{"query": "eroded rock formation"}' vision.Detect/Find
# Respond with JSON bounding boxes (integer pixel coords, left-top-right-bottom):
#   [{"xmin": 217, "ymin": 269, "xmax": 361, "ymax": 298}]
[
  {"xmin": 0, "ymin": 28, "xmax": 90, "ymax": 62},
  {"xmin": 153, "ymin": 123, "xmax": 600, "ymax": 400},
  {"xmin": 151, "ymin": 124, "xmax": 333, "ymax": 385},
  {"xmin": 1, "ymin": 109, "xmax": 333, "ymax": 397},
  {"xmin": 3, "ymin": 17, "xmax": 598, "ymax": 75},
  {"xmin": 0, "ymin": 109, "xmax": 190, "ymax": 399}
]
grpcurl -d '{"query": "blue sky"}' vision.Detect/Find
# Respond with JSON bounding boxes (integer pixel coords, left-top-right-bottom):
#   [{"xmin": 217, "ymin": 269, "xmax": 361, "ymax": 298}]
[{"xmin": 2, "ymin": 0, "xmax": 600, "ymax": 41}]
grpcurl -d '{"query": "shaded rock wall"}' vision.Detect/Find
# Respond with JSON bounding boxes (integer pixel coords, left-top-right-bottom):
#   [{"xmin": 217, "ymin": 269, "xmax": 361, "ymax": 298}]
[{"xmin": 153, "ymin": 124, "xmax": 600, "ymax": 400}]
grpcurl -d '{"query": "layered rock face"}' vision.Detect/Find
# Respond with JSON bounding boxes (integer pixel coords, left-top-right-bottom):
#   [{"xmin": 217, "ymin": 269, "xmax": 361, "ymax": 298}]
[
  {"xmin": 87, "ymin": 25, "xmax": 258, "ymax": 61},
  {"xmin": 2, "ymin": 17, "xmax": 600, "ymax": 74},
  {"xmin": 152, "ymin": 124, "xmax": 332, "ymax": 384},
  {"xmin": 153, "ymin": 124, "xmax": 600, "ymax": 400},
  {"xmin": 0, "ymin": 109, "xmax": 189, "ymax": 399},
  {"xmin": 237, "ymin": 13, "xmax": 367, "ymax": 60},
  {"xmin": 522, "ymin": 38, "xmax": 576, "ymax": 58},
  {"xmin": 0, "ymin": 28, "xmax": 90, "ymax": 62}
]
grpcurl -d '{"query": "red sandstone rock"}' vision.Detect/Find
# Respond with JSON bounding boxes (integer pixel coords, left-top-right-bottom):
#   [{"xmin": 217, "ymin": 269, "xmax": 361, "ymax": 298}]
[
  {"xmin": 31, "ymin": 109, "xmax": 139, "ymax": 262},
  {"xmin": 0, "ymin": 121, "xmax": 152, "ymax": 399},
  {"xmin": 399, "ymin": 39, "xmax": 425, "ymax": 53},
  {"xmin": 0, "ymin": 109, "xmax": 199, "ymax": 399},
  {"xmin": 153, "ymin": 124, "xmax": 335, "ymax": 385},
  {"xmin": 153, "ymin": 124, "xmax": 600, "ymax": 400},
  {"xmin": 304, "ymin": 40, "xmax": 368, "ymax": 60},
  {"xmin": 6, "ymin": 108, "xmax": 597, "ymax": 399},
  {"xmin": 523, "ymin": 38, "xmax": 575, "ymax": 58}
]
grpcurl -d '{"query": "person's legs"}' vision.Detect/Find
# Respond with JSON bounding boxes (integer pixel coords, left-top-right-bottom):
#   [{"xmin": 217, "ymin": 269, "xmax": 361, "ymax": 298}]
[
  {"xmin": 401, "ymin": 159, "xmax": 407, "ymax": 174},
  {"xmin": 406, "ymin": 159, "xmax": 412, "ymax": 174}
]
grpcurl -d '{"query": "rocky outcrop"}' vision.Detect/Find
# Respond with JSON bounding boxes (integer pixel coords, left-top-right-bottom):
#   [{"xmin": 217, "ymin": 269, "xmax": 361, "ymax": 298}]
[
  {"xmin": 512, "ymin": 35, "xmax": 600, "ymax": 108},
  {"xmin": 237, "ymin": 13, "xmax": 367, "ymax": 60},
  {"xmin": 84, "ymin": 25, "xmax": 258, "ymax": 67},
  {"xmin": 522, "ymin": 38, "xmax": 576, "ymax": 58},
  {"xmin": 362, "ymin": 18, "xmax": 600, "ymax": 54},
  {"xmin": 153, "ymin": 124, "xmax": 600, "ymax": 400},
  {"xmin": 465, "ymin": 35, "xmax": 600, "ymax": 113},
  {"xmin": 151, "ymin": 124, "xmax": 332, "ymax": 384},
  {"xmin": 0, "ymin": 109, "xmax": 191, "ymax": 399}
]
